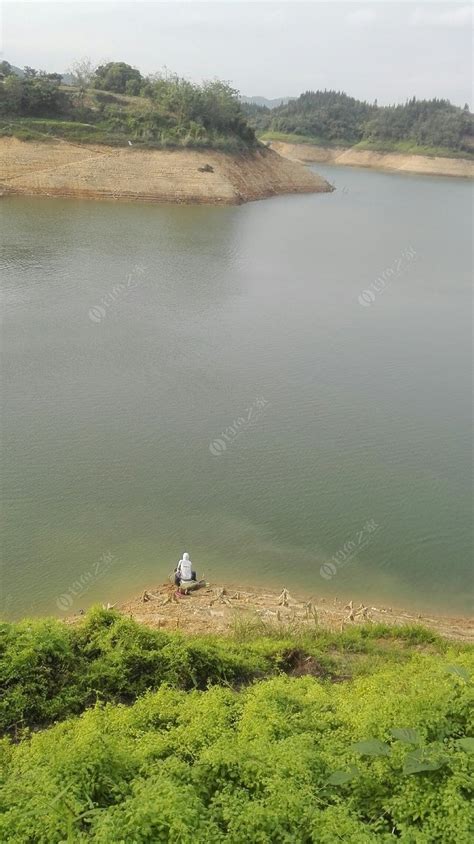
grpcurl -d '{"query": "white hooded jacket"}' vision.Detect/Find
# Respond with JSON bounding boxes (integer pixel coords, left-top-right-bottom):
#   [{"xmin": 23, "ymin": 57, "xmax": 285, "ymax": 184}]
[{"xmin": 177, "ymin": 552, "xmax": 193, "ymax": 581}]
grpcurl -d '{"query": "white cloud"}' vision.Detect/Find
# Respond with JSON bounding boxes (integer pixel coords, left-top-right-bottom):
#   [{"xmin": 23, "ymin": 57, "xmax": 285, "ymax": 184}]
[{"xmin": 410, "ymin": 5, "xmax": 472, "ymax": 29}]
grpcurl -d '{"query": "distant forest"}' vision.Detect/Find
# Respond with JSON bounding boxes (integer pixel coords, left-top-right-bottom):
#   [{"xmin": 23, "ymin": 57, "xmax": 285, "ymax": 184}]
[
  {"xmin": 0, "ymin": 59, "xmax": 472, "ymax": 155},
  {"xmin": 244, "ymin": 90, "xmax": 473, "ymax": 155}
]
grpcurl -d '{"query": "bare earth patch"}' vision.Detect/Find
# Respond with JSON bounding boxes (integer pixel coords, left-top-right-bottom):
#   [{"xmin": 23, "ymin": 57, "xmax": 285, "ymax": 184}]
[
  {"xmin": 269, "ymin": 140, "xmax": 474, "ymax": 179},
  {"xmin": 78, "ymin": 581, "xmax": 474, "ymax": 643},
  {"xmin": 0, "ymin": 138, "xmax": 332, "ymax": 204}
]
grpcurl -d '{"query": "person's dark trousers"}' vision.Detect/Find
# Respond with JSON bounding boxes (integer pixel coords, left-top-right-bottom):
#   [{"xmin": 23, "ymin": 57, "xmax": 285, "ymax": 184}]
[{"xmin": 174, "ymin": 570, "xmax": 197, "ymax": 587}]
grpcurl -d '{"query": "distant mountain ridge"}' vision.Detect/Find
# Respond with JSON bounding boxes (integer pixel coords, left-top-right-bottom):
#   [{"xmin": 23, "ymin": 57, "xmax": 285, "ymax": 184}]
[
  {"xmin": 241, "ymin": 96, "xmax": 294, "ymax": 109},
  {"xmin": 6, "ymin": 64, "xmax": 74, "ymax": 84}
]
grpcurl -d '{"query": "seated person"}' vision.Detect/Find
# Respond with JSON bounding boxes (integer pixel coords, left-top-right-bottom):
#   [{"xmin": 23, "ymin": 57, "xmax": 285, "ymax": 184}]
[{"xmin": 174, "ymin": 552, "xmax": 196, "ymax": 586}]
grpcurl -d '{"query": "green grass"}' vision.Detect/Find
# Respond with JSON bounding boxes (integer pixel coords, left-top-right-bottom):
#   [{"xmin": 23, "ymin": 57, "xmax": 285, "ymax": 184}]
[
  {"xmin": 259, "ymin": 130, "xmax": 317, "ymax": 144},
  {"xmin": 0, "ymin": 117, "xmax": 114, "ymax": 145},
  {"xmin": 354, "ymin": 138, "xmax": 474, "ymax": 159},
  {"xmin": 259, "ymin": 130, "xmax": 346, "ymax": 147},
  {"xmin": 0, "ymin": 115, "xmax": 256, "ymax": 152}
]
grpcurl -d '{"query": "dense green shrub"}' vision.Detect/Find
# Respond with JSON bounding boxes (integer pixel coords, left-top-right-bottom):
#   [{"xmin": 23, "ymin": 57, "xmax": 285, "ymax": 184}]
[
  {"xmin": 1, "ymin": 608, "xmax": 461, "ymax": 739},
  {"xmin": 0, "ymin": 608, "xmax": 283, "ymax": 735},
  {"xmin": 0, "ymin": 71, "xmax": 66, "ymax": 117},
  {"xmin": 0, "ymin": 652, "xmax": 472, "ymax": 841},
  {"xmin": 93, "ymin": 62, "xmax": 143, "ymax": 95},
  {"xmin": 0, "ymin": 62, "xmax": 257, "ymax": 151}
]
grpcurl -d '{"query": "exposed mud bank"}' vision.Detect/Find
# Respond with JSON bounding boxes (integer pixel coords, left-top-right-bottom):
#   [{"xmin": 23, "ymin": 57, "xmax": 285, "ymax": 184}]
[
  {"xmin": 269, "ymin": 140, "xmax": 474, "ymax": 179},
  {"xmin": 0, "ymin": 138, "xmax": 332, "ymax": 204}
]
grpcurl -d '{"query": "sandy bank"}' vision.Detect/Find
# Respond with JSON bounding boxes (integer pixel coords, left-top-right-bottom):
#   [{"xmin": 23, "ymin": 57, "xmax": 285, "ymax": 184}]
[
  {"xmin": 85, "ymin": 581, "xmax": 474, "ymax": 643},
  {"xmin": 0, "ymin": 138, "xmax": 331, "ymax": 204},
  {"xmin": 269, "ymin": 140, "xmax": 474, "ymax": 179}
]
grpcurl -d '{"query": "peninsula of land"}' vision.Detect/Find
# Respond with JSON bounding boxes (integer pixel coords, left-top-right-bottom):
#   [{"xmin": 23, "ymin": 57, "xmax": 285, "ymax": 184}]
[{"xmin": 0, "ymin": 137, "xmax": 331, "ymax": 203}]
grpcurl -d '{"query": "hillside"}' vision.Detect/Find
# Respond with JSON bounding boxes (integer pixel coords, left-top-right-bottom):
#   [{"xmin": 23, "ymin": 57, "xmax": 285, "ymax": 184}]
[
  {"xmin": 0, "ymin": 61, "xmax": 258, "ymax": 152},
  {"xmin": 248, "ymin": 90, "xmax": 473, "ymax": 158},
  {"xmin": 0, "ymin": 606, "xmax": 472, "ymax": 841}
]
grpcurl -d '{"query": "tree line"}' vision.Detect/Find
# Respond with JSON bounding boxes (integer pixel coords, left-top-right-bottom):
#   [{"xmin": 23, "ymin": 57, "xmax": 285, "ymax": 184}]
[
  {"xmin": 1, "ymin": 59, "xmax": 472, "ymax": 154},
  {"xmin": 245, "ymin": 89, "xmax": 473, "ymax": 153}
]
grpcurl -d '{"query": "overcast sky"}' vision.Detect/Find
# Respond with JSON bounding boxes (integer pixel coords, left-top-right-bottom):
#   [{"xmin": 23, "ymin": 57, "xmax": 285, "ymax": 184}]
[{"xmin": 2, "ymin": 1, "xmax": 472, "ymax": 106}]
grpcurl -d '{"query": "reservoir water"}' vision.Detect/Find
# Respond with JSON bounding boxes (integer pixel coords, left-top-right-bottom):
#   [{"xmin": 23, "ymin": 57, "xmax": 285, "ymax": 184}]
[{"xmin": 1, "ymin": 164, "xmax": 472, "ymax": 619}]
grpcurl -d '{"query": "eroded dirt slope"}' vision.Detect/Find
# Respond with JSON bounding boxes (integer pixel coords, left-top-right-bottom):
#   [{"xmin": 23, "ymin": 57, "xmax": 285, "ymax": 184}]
[{"xmin": 0, "ymin": 138, "xmax": 332, "ymax": 203}]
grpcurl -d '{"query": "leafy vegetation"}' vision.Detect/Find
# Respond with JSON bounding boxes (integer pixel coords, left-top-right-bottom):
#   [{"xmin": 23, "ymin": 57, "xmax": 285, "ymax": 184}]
[
  {"xmin": 245, "ymin": 89, "xmax": 473, "ymax": 157},
  {"xmin": 0, "ymin": 608, "xmax": 276, "ymax": 736},
  {"xmin": 0, "ymin": 608, "xmax": 473, "ymax": 841},
  {"xmin": 0, "ymin": 607, "xmax": 448, "ymax": 738},
  {"xmin": 2, "ymin": 62, "xmax": 472, "ymax": 157},
  {"xmin": 0, "ymin": 61, "xmax": 257, "ymax": 151},
  {"xmin": 93, "ymin": 62, "xmax": 143, "ymax": 96}
]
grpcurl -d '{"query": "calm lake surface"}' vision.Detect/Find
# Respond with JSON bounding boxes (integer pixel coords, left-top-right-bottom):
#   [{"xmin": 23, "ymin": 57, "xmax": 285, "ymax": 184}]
[{"xmin": 1, "ymin": 164, "xmax": 472, "ymax": 619}]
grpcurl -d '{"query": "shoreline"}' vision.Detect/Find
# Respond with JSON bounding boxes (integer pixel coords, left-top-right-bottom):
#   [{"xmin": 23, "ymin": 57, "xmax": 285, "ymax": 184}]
[
  {"xmin": 268, "ymin": 140, "xmax": 474, "ymax": 179},
  {"xmin": 80, "ymin": 580, "xmax": 474, "ymax": 642},
  {"xmin": 0, "ymin": 138, "xmax": 332, "ymax": 204}
]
